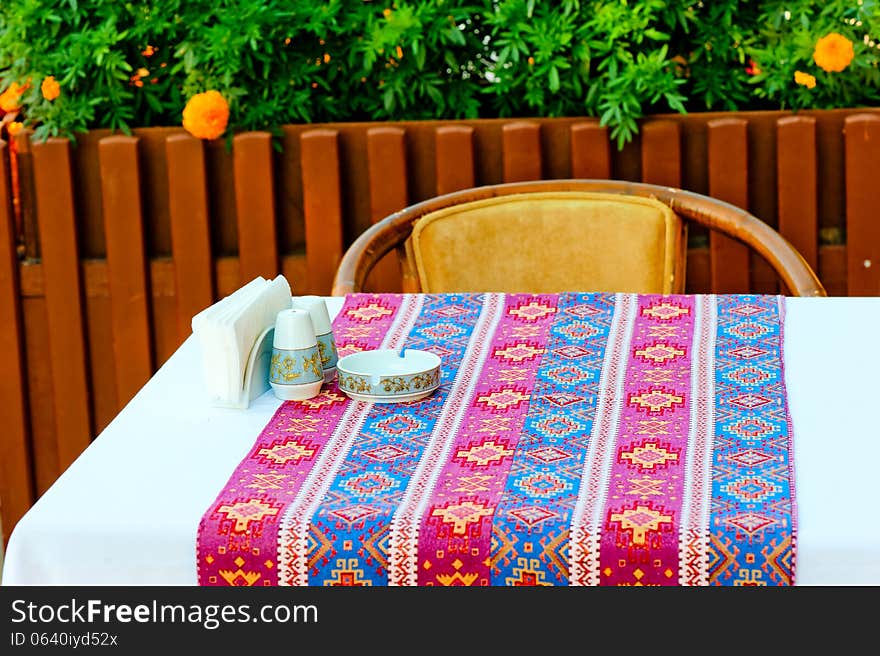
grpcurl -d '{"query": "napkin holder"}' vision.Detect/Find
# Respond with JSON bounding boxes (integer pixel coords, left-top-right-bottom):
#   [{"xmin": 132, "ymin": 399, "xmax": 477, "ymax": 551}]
[{"xmin": 210, "ymin": 325, "xmax": 275, "ymax": 410}]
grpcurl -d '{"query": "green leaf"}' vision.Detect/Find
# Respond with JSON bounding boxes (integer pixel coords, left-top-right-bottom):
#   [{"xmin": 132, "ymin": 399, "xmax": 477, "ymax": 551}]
[
  {"xmin": 145, "ymin": 92, "xmax": 164, "ymax": 113},
  {"xmin": 447, "ymin": 27, "xmax": 465, "ymax": 46},
  {"xmin": 548, "ymin": 66, "xmax": 560, "ymax": 92}
]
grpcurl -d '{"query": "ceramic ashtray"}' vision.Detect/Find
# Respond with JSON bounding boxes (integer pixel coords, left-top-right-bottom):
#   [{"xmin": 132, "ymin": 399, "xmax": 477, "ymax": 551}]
[{"xmin": 336, "ymin": 349, "xmax": 441, "ymax": 403}]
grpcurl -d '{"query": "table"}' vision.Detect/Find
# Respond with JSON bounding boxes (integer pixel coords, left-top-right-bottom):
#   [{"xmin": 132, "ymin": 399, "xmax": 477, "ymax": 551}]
[{"xmin": 3, "ymin": 296, "xmax": 879, "ymax": 586}]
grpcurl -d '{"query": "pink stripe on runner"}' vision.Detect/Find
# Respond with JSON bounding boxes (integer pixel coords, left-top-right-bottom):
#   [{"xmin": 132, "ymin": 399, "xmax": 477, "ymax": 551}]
[
  {"xmin": 196, "ymin": 293, "xmax": 403, "ymax": 586},
  {"xmin": 415, "ymin": 294, "xmax": 558, "ymax": 586},
  {"xmin": 569, "ymin": 294, "xmax": 637, "ymax": 585},
  {"xmin": 598, "ymin": 294, "xmax": 696, "ymax": 585},
  {"xmin": 388, "ymin": 293, "xmax": 507, "ymax": 586},
  {"xmin": 278, "ymin": 294, "xmax": 424, "ymax": 586}
]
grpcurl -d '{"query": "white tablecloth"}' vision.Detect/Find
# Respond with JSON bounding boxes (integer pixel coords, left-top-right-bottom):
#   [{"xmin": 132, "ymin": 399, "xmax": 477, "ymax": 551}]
[{"xmin": 4, "ymin": 296, "xmax": 879, "ymax": 586}]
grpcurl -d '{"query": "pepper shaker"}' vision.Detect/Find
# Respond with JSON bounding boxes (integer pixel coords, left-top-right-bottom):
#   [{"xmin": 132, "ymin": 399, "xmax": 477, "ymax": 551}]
[{"xmin": 291, "ymin": 295, "xmax": 338, "ymax": 384}]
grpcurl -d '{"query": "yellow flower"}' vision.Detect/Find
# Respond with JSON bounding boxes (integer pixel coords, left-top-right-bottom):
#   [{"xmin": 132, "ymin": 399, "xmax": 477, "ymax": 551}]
[
  {"xmin": 0, "ymin": 82, "xmax": 26, "ymax": 112},
  {"xmin": 7, "ymin": 121, "xmax": 23, "ymax": 136},
  {"xmin": 794, "ymin": 70, "xmax": 816, "ymax": 89},
  {"xmin": 41, "ymin": 76, "xmax": 60, "ymax": 101},
  {"xmin": 813, "ymin": 32, "xmax": 855, "ymax": 73},
  {"xmin": 182, "ymin": 90, "xmax": 229, "ymax": 140}
]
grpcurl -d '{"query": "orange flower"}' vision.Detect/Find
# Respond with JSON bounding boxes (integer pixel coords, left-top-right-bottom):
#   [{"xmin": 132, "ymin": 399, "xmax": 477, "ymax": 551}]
[
  {"xmin": 7, "ymin": 121, "xmax": 23, "ymax": 136},
  {"xmin": 142, "ymin": 45, "xmax": 156, "ymax": 57},
  {"xmin": 130, "ymin": 68, "xmax": 149, "ymax": 88},
  {"xmin": 794, "ymin": 70, "xmax": 816, "ymax": 89},
  {"xmin": 41, "ymin": 76, "xmax": 60, "ymax": 101},
  {"xmin": 813, "ymin": 32, "xmax": 855, "ymax": 73},
  {"xmin": 182, "ymin": 90, "xmax": 229, "ymax": 140},
  {"xmin": 0, "ymin": 82, "xmax": 26, "ymax": 112}
]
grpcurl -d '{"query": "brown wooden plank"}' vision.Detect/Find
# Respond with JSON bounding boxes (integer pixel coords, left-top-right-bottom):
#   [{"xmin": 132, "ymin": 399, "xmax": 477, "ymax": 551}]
[
  {"xmin": 685, "ymin": 247, "xmax": 711, "ymax": 294},
  {"xmin": 84, "ymin": 293, "xmax": 118, "ymax": 435},
  {"xmin": 150, "ymin": 293, "xmax": 180, "ymax": 369},
  {"xmin": 435, "ymin": 125, "xmax": 475, "ymax": 195},
  {"xmin": 12, "ymin": 130, "xmax": 38, "ymax": 259},
  {"xmin": 366, "ymin": 126, "xmax": 407, "ymax": 292},
  {"xmin": 818, "ymin": 244, "xmax": 847, "ymax": 297},
  {"xmin": 0, "ymin": 140, "xmax": 34, "ymax": 541},
  {"xmin": 776, "ymin": 117, "xmax": 818, "ymax": 273},
  {"xmin": 301, "ymin": 129, "xmax": 343, "ymax": 295},
  {"xmin": 280, "ymin": 255, "xmax": 309, "ymax": 300},
  {"xmin": 166, "ymin": 134, "xmax": 214, "ymax": 340},
  {"xmin": 707, "ymin": 118, "xmax": 751, "ymax": 293},
  {"xmin": 641, "ymin": 120, "xmax": 681, "ymax": 187},
  {"xmin": 844, "ymin": 114, "xmax": 880, "ymax": 296},
  {"xmin": 233, "ymin": 132, "xmax": 279, "ymax": 284},
  {"xmin": 570, "ymin": 123, "xmax": 611, "ymax": 179},
  {"xmin": 98, "ymin": 136, "xmax": 154, "ymax": 406},
  {"xmin": 31, "ymin": 138, "xmax": 92, "ymax": 472},
  {"xmin": 21, "ymin": 297, "xmax": 57, "ymax": 496},
  {"xmin": 502, "ymin": 121, "xmax": 542, "ymax": 182}
]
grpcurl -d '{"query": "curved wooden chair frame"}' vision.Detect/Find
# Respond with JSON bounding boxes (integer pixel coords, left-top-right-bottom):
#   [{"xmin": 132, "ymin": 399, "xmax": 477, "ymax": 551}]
[{"xmin": 332, "ymin": 179, "xmax": 827, "ymax": 297}]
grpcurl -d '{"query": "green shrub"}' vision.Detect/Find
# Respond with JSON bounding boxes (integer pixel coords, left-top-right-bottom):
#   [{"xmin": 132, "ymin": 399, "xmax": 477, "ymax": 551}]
[
  {"xmin": 749, "ymin": 0, "xmax": 880, "ymax": 110},
  {"xmin": 1, "ymin": 1, "xmax": 878, "ymax": 147}
]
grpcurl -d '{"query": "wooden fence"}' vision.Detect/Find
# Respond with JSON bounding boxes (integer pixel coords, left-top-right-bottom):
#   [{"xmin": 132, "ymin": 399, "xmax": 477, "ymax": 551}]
[{"xmin": 1, "ymin": 108, "xmax": 879, "ymax": 541}]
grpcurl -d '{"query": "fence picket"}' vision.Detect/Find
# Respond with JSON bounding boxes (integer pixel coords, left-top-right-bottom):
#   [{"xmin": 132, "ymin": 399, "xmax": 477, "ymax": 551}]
[
  {"xmin": 233, "ymin": 132, "xmax": 279, "ymax": 284},
  {"xmin": 777, "ymin": 117, "xmax": 818, "ymax": 275},
  {"xmin": 641, "ymin": 120, "xmax": 681, "ymax": 187},
  {"xmin": 30, "ymin": 138, "xmax": 92, "ymax": 473},
  {"xmin": 166, "ymin": 134, "xmax": 214, "ymax": 340},
  {"xmin": 844, "ymin": 114, "xmax": 880, "ymax": 296},
  {"xmin": 707, "ymin": 118, "xmax": 751, "ymax": 293},
  {"xmin": 301, "ymin": 129, "xmax": 343, "ymax": 295},
  {"xmin": 435, "ymin": 125, "xmax": 475, "ymax": 195},
  {"xmin": 12, "ymin": 131, "xmax": 37, "ymax": 260},
  {"xmin": 570, "ymin": 123, "xmax": 611, "ymax": 179},
  {"xmin": 503, "ymin": 121, "xmax": 542, "ymax": 182},
  {"xmin": 0, "ymin": 140, "xmax": 34, "ymax": 542},
  {"xmin": 98, "ymin": 136, "xmax": 153, "ymax": 406},
  {"xmin": 366, "ymin": 127, "xmax": 407, "ymax": 292}
]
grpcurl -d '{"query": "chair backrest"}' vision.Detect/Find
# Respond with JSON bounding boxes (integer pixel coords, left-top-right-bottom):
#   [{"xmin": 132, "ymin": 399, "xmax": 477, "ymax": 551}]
[
  {"xmin": 332, "ymin": 179, "xmax": 827, "ymax": 297},
  {"xmin": 408, "ymin": 191, "xmax": 686, "ymax": 294}
]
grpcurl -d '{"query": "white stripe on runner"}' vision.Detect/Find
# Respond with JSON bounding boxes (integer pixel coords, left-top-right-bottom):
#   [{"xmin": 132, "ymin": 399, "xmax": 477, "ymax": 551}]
[
  {"xmin": 388, "ymin": 292, "xmax": 505, "ymax": 586},
  {"xmin": 678, "ymin": 294, "xmax": 716, "ymax": 586},
  {"xmin": 277, "ymin": 294, "xmax": 424, "ymax": 586},
  {"xmin": 569, "ymin": 293, "xmax": 637, "ymax": 586}
]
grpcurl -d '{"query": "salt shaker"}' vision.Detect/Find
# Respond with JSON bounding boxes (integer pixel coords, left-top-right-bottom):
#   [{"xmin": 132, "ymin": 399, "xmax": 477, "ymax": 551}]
[
  {"xmin": 269, "ymin": 308, "xmax": 323, "ymax": 401},
  {"xmin": 291, "ymin": 295, "xmax": 338, "ymax": 383}
]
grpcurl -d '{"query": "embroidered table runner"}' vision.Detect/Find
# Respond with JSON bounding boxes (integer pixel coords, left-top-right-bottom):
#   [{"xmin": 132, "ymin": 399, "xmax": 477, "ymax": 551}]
[{"xmin": 197, "ymin": 293, "xmax": 796, "ymax": 586}]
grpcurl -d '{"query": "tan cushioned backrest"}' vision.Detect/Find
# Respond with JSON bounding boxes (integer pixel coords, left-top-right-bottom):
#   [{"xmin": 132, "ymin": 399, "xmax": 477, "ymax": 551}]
[{"xmin": 410, "ymin": 191, "xmax": 683, "ymax": 294}]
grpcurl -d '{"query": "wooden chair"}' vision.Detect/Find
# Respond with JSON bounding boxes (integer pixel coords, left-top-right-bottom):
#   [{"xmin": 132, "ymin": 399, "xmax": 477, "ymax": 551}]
[{"xmin": 332, "ymin": 179, "xmax": 826, "ymax": 297}]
